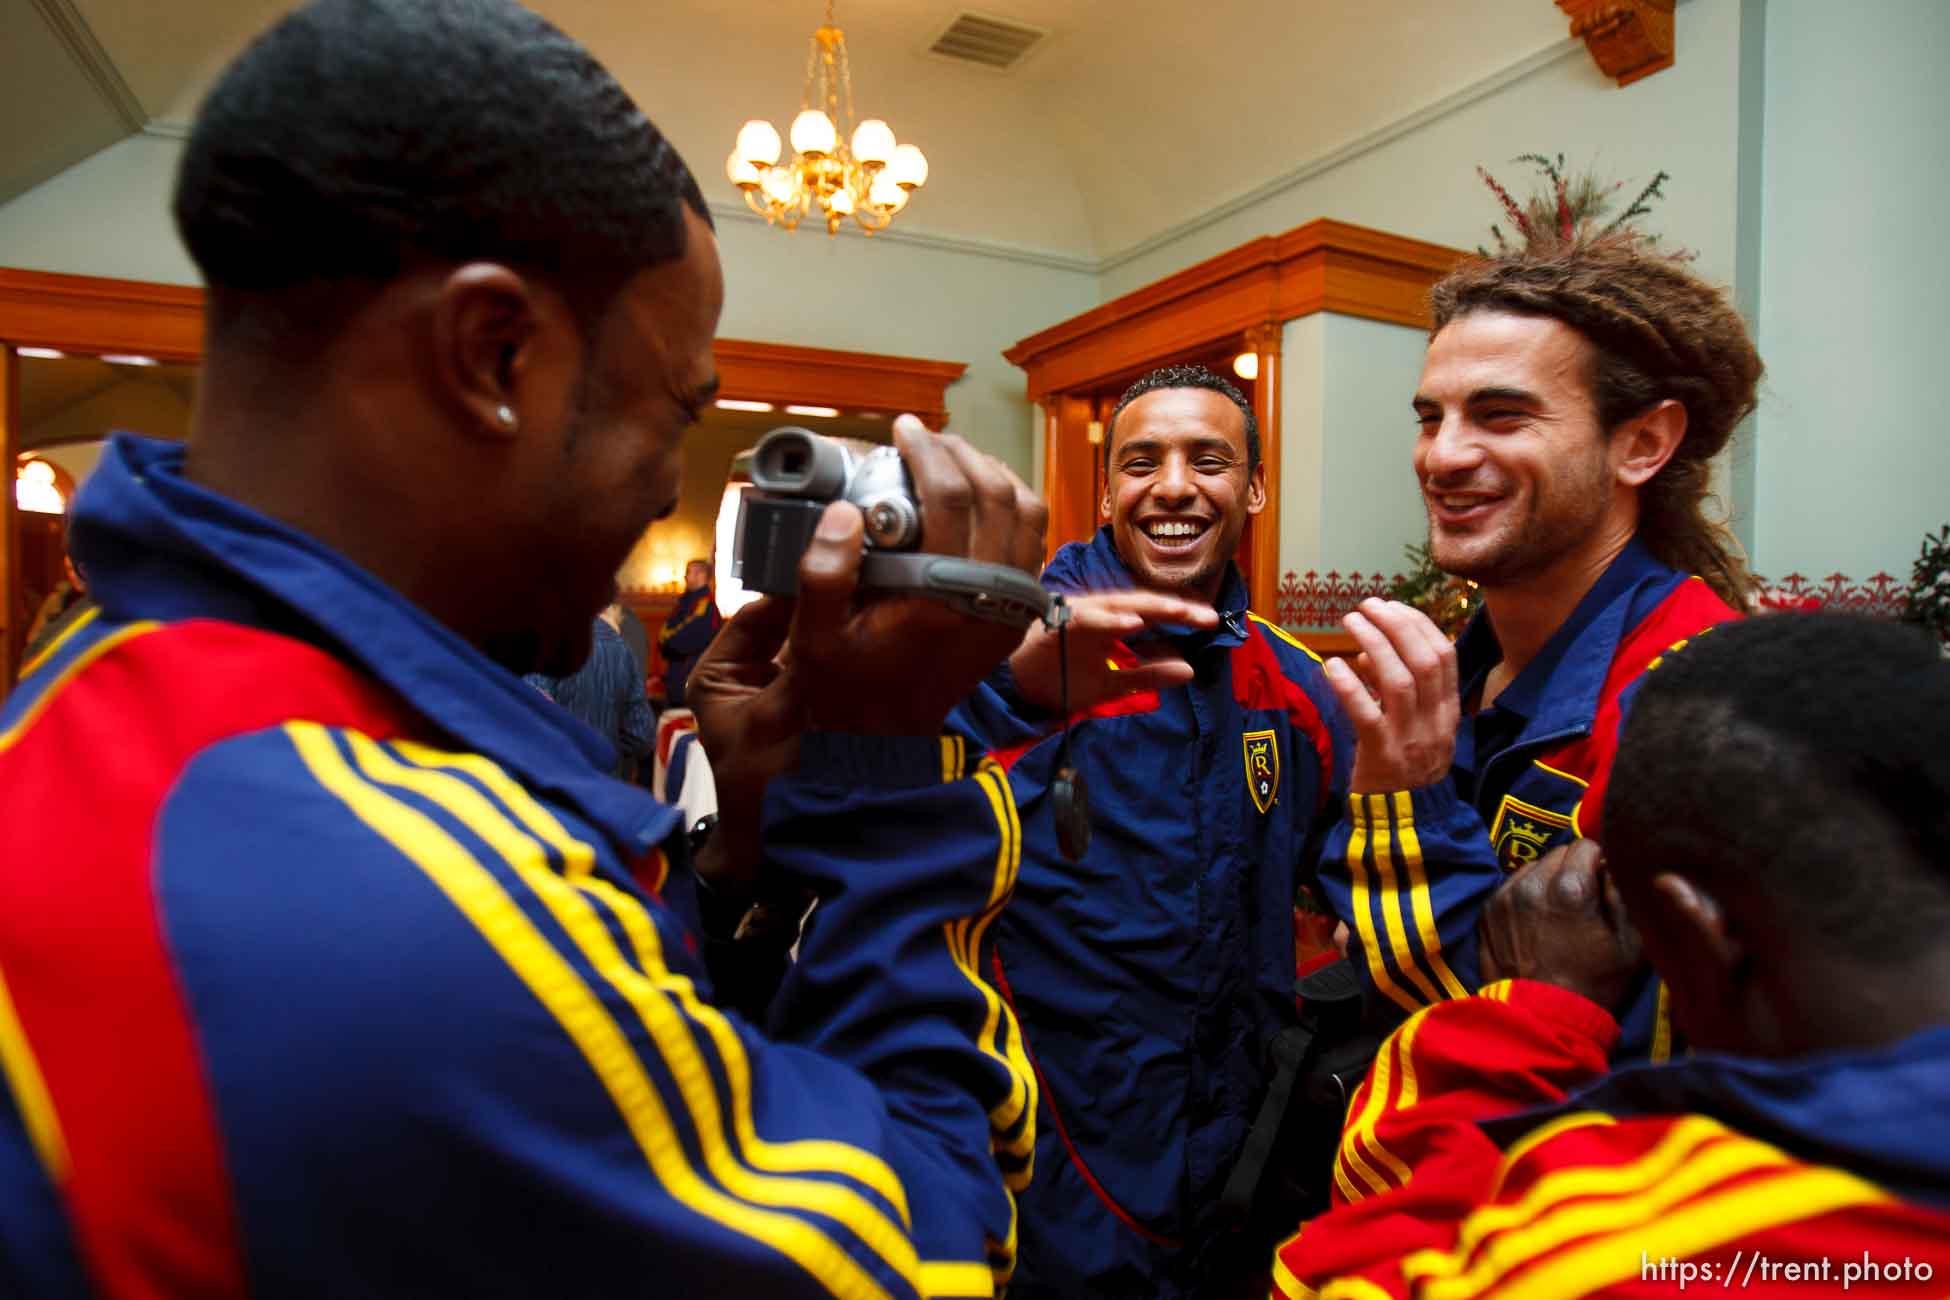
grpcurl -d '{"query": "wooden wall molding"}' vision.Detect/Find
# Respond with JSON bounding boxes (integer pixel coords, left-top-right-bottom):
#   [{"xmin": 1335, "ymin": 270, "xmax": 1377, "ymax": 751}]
[
  {"xmin": 0, "ymin": 268, "xmax": 206, "ymax": 362},
  {"xmin": 1557, "ymin": 0, "xmax": 1675, "ymax": 88},
  {"xmin": 711, "ymin": 339, "xmax": 966, "ymax": 430},
  {"xmin": 1005, "ymin": 219, "xmax": 1464, "ymax": 614},
  {"xmin": 1004, "ymin": 219, "xmax": 1464, "ymax": 403},
  {"xmin": 0, "ymin": 271, "xmax": 968, "ymax": 428}
]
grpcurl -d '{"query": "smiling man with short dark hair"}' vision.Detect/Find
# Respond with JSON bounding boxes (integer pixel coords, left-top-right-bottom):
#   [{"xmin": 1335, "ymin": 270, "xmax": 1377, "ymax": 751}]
[{"xmin": 953, "ymin": 363, "xmax": 1355, "ymax": 1299}]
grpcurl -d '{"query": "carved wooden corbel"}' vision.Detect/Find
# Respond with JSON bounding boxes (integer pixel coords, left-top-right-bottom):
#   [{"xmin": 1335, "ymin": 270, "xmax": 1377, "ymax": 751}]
[{"xmin": 1556, "ymin": 0, "xmax": 1675, "ymax": 87}]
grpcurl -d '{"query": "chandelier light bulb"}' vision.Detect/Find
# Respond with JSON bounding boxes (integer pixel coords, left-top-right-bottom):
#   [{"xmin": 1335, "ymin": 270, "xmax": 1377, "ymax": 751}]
[
  {"xmin": 790, "ymin": 109, "xmax": 838, "ymax": 157},
  {"xmin": 850, "ymin": 118, "xmax": 895, "ymax": 166},
  {"xmin": 725, "ymin": 152, "xmax": 761, "ymax": 188},
  {"xmin": 735, "ymin": 119, "xmax": 782, "ymax": 166},
  {"xmin": 762, "ymin": 168, "xmax": 798, "ymax": 205},
  {"xmin": 828, "ymin": 186, "xmax": 857, "ymax": 215},
  {"xmin": 887, "ymin": 143, "xmax": 929, "ymax": 189},
  {"xmin": 867, "ymin": 173, "xmax": 905, "ymax": 209}
]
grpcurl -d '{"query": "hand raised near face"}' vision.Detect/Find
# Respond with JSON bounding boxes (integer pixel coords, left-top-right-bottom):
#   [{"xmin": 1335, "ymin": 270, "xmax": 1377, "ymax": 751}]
[
  {"xmin": 1321, "ymin": 598, "xmax": 1458, "ymax": 793},
  {"xmin": 1478, "ymin": 839, "xmax": 1646, "ymax": 1012},
  {"xmin": 1007, "ymin": 590, "xmax": 1217, "ymax": 715}
]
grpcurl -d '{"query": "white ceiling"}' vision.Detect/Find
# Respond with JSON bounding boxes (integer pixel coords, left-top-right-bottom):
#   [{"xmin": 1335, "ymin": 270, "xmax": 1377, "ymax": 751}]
[{"xmin": 4, "ymin": 0, "xmax": 1572, "ymax": 261}]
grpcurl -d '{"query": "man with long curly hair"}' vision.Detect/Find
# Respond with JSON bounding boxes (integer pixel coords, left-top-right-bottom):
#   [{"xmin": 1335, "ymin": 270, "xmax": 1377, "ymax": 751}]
[{"xmin": 1312, "ymin": 231, "xmax": 1761, "ymax": 1064}]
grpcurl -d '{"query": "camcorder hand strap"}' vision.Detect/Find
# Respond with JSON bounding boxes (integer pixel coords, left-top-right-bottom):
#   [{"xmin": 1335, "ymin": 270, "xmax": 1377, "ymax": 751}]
[{"xmin": 857, "ymin": 552, "xmax": 1058, "ymax": 630}]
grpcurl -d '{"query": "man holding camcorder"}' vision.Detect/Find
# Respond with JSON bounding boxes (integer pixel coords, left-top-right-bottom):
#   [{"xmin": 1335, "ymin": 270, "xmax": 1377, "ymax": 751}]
[{"xmin": 0, "ymin": 3, "xmax": 1046, "ymax": 1296}]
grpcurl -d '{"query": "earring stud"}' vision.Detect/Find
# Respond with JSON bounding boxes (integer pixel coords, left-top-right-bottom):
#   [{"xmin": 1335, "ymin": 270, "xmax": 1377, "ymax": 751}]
[{"xmin": 495, "ymin": 404, "xmax": 518, "ymax": 430}]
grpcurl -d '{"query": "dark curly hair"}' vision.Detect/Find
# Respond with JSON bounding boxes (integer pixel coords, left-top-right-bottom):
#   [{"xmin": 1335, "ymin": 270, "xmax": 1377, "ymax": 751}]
[
  {"xmin": 1103, "ymin": 364, "xmax": 1260, "ymax": 477},
  {"xmin": 175, "ymin": 0, "xmax": 711, "ymax": 343},
  {"xmin": 1429, "ymin": 239, "xmax": 1762, "ymax": 607},
  {"xmin": 1608, "ymin": 614, "xmax": 1950, "ymax": 962}
]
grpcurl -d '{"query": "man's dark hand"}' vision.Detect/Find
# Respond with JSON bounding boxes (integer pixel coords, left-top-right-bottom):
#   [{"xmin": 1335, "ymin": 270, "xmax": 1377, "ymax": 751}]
[
  {"xmin": 687, "ymin": 414, "xmax": 1046, "ymax": 893},
  {"xmin": 1478, "ymin": 839, "xmax": 1645, "ymax": 1012}
]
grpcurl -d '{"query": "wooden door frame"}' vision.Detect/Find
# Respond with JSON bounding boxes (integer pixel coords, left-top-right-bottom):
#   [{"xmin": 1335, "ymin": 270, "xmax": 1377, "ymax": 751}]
[
  {"xmin": 1004, "ymin": 219, "xmax": 1464, "ymax": 619},
  {"xmin": 0, "ymin": 265, "xmax": 967, "ymax": 689}
]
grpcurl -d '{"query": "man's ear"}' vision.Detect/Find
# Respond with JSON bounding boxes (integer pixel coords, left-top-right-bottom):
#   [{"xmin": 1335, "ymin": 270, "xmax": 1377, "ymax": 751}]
[
  {"xmin": 1098, "ymin": 467, "xmax": 1114, "ymax": 522},
  {"xmin": 1649, "ymin": 871, "xmax": 1747, "ymax": 1046},
  {"xmin": 1614, "ymin": 399, "xmax": 1688, "ymax": 488},
  {"xmin": 430, "ymin": 263, "xmax": 544, "ymax": 441},
  {"xmin": 1245, "ymin": 460, "xmax": 1267, "ymax": 516}
]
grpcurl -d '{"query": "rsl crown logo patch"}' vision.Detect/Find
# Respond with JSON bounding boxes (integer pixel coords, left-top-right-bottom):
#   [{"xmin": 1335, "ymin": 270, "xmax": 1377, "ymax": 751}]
[
  {"xmin": 1243, "ymin": 729, "xmax": 1279, "ymax": 814},
  {"xmin": 1490, "ymin": 794, "xmax": 1574, "ymax": 870}
]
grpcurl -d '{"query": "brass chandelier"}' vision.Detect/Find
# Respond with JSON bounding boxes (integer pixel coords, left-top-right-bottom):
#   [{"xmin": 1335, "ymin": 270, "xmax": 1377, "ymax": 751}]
[{"xmin": 725, "ymin": 0, "xmax": 929, "ymax": 236}]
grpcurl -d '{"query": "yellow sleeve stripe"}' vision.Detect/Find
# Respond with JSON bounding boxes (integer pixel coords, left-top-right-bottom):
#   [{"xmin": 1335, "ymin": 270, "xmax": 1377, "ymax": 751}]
[
  {"xmin": 1406, "ymin": 1118, "xmax": 1809, "ymax": 1298},
  {"xmin": 1248, "ymin": 613, "xmax": 1326, "ymax": 664},
  {"xmin": 289, "ymin": 725, "xmax": 908, "ymax": 1300},
  {"xmin": 939, "ymin": 736, "xmax": 967, "ymax": 785},
  {"xmin": 967, "ymin": 761, "xmax": 1035, "ymax": 1283},
  {"xmin": 15, "ymin": 604, "xmax": 101, "ymax": 682},
  {"xmin": 1271, "ymin": 1248, "xmax": 1316, "ymax": 1300},
  {"xmin": 954, "ymin": 765, "xmax": 1037, "ymax": 1155},
  {"xmin": 1412, "ymin": 1116, "xmax": 1733, "ymax": 1275},
  {"xmin": 0, "ymin": 621, "xmax": 162, "ymax": 757},
  {"xmin": 1489, "ymin": 1112, "xmax": 1616, "ymax": 1200},
  {"xmin": 1343, "ymin": 796, "xmax": 1421, "ymax": 1015},
  {"xmin": 0, "ymin": 961, "xmax": 68, "ymax": 1185},
  {"xmin": 1367, "ymin": 794, "xmax": 1445, "ymax": 1006},
  {"xmin": 1334, "ymin": 1067, "xmax": 1394, "ymax": 1200},
  {"xmin": 1391, "ymin": 791, "xmax": 1470, "ymax": 1000},
  {"xmin": 386, "ymin": 738, "xmax": 915, "ymax": 1228},
  {"xmin": 1483, "ymin": 1164, "xmax": 1886, "ymax": 1300},
  {"xmin": 918, "ymin": 1261, "xmax": 995, "ymax": 1298},
  {"xmin": 1650, "ymin": 981, "xmax": 1674, "ymax": 1064},
  {"xmin": 1319, "ymin": 1277, "xmax": 1396, "ymax": 1300},
  {"xmin": 1335, "ymin": 1002, "xmax": 1433, "ymax": 1201}
]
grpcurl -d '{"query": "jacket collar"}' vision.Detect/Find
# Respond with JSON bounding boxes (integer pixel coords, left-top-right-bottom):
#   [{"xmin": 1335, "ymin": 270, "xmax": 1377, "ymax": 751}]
[
  {"xmin": 1043, "ymin": 526, "xmax": 1250, "ymax": 651},
  {"xmin": 1480, "ymin": 1025, "xmax": 1950, "ymax": 1211},
  {"xmin": 1455, "ymin": 538, "xmax": 1681, "ymax": 740},
  {"xmin": 71, "ymin": 433, "xmax": 679, "ymax": 857}
]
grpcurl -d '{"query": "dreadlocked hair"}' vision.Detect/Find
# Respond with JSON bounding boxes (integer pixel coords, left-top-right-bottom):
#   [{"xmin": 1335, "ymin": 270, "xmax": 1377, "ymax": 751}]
[{"xmin": 1429, "ymin": 236, "xmax": 1762, "ymax": 608}]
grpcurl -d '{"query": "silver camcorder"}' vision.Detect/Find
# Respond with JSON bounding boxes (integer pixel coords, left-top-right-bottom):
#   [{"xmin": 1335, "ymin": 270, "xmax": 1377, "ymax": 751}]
[{"xmin": 733, "ymin": 426, "xmax": 1060, "ymax": 630}]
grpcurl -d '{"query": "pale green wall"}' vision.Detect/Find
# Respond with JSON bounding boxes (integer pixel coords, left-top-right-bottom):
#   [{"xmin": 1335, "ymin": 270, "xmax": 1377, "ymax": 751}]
[
  {"xmin": 0, "ymin": 133, "xmax": 1095, "ymax": 481},
  {"xmin": 1100, "ymin": 2, "xmax": 1748, "ymax": 300},
  {"xmin": 1278, "ymin": 312, "xmax": 1433, "ymax": 599},
  {"xmin": 1317, "ymin": 316, "xmax": 1433, "ymax": 582},
  {"xmin": 1278, "ymin": 314, "xmax": 1327, "ymax": 573},
  {"xmin": 1752, "ymin": 0, "xmax": 1950, "ymax": 581}
]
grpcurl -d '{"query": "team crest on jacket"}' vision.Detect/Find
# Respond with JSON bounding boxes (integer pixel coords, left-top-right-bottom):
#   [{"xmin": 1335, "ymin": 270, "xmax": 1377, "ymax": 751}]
[
  {"xmin": 1243, "ymin": 729, "xmax": 1279, "ymax": 813},
  {"xmin": 1490, "ymin": 794, "xmax": 1574, "ymax": 870}
]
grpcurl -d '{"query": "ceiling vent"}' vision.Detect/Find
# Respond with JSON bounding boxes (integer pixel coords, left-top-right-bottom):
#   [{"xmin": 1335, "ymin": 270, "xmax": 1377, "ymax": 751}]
[{"xmin": 928, "ymin": 11, "xmax": 1048, "ymax": 71}]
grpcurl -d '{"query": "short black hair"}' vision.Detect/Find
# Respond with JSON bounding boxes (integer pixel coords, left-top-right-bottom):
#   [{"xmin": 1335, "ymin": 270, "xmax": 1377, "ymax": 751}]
[
  {"xmin": 173, "ymin": 0, "xmax": 711, "ymax": 339},
  {"xmin": 1103, "ymin": 364, "xmax": 1260, "ymax": 477},
  {"xmin": 1607, "ymin": 614, "xmax": 1950, "ymax": 964}
]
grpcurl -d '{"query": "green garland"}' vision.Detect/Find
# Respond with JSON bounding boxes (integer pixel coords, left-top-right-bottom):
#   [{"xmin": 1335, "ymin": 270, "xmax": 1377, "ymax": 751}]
[{"xmin": 1900, "ymin": 523, "xmax": 1950, "ymax": 645}]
